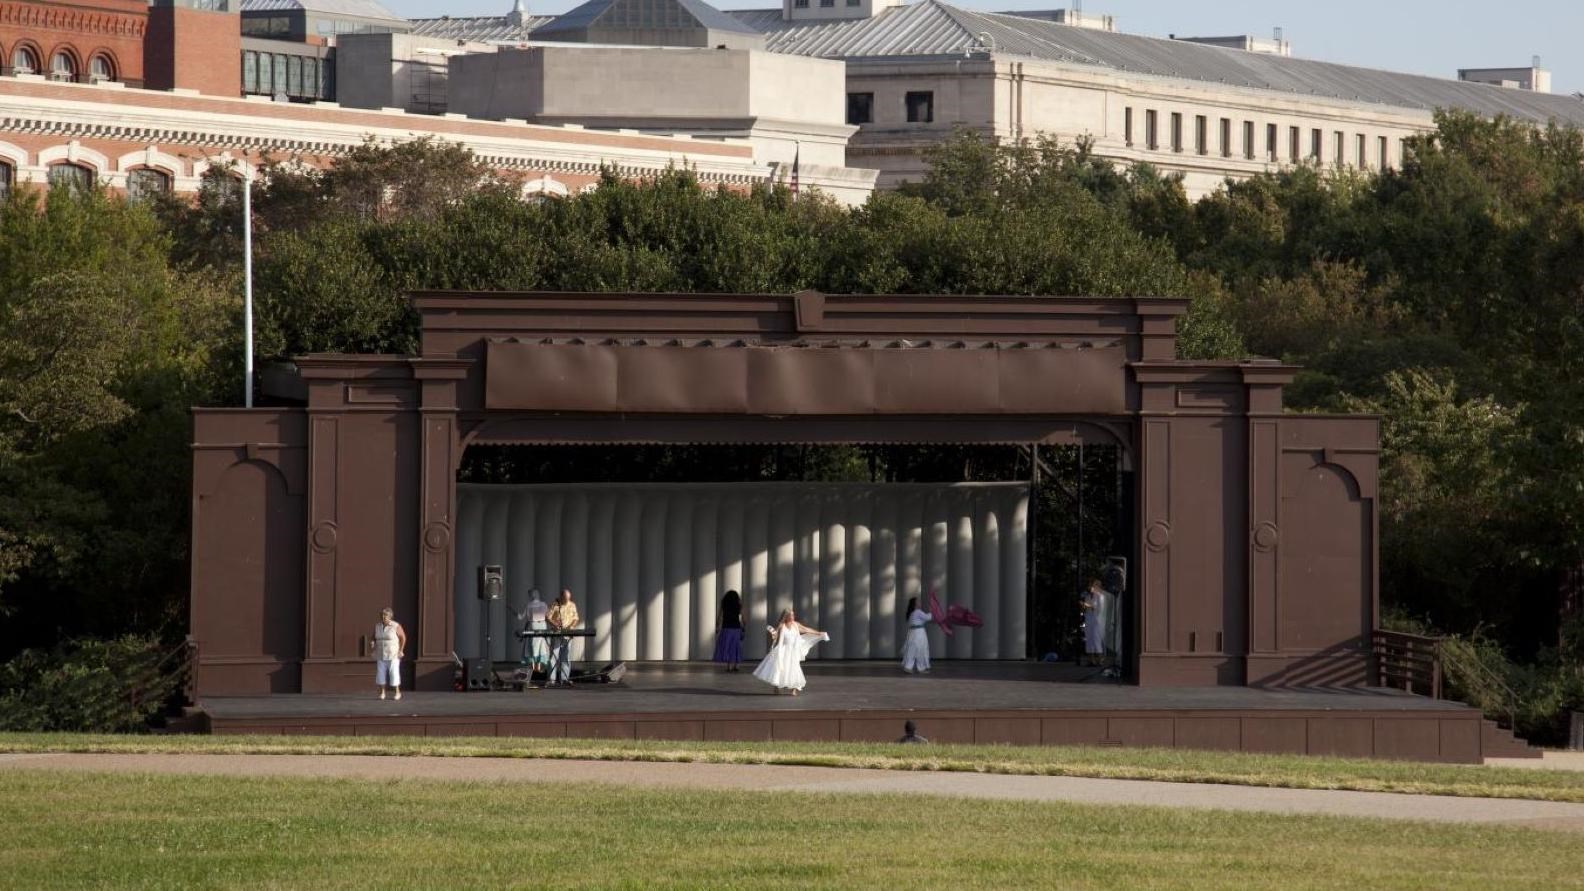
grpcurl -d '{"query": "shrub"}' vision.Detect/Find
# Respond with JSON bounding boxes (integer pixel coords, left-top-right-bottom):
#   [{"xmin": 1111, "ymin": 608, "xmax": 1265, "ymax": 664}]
[{"xmin": 0, "ymin": 635, "xmax": 183, "ymax": 733}]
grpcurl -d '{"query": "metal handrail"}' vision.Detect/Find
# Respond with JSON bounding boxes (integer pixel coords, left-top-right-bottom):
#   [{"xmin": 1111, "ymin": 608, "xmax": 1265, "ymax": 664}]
[{"xmin": 1436, "ymin": 636, "xmax": 1520, "ymax": 730}]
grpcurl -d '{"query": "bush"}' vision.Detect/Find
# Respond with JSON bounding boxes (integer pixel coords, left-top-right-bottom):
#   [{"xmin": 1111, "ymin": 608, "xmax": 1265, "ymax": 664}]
[{"xmin": 0, "ymin": 635, "xmax": 183, "ymax": 733}]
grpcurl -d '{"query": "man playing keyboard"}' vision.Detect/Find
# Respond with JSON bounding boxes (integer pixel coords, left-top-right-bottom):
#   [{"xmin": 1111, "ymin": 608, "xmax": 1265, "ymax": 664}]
[{"xmin": 547, "ymin": 589, "xmax": 581, "ymax": 687}]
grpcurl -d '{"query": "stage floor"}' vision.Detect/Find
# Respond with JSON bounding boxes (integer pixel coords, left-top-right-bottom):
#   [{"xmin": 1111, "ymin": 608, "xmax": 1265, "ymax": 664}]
[{"xmin": 202, "ymin": 662, "xmax": 1467, "ymax": 721}]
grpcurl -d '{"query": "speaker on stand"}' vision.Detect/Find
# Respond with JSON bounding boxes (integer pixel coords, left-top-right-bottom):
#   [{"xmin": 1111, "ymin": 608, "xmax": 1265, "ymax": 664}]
[{"xmin": 477, "ymin": 565, "xmax": 503, "ymax": 689}]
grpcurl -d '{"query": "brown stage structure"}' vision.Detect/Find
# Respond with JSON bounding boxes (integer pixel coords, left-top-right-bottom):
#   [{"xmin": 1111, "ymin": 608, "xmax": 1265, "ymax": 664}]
[{"xmin": 185, "ymin": 291, "xmax": 1520, "ymax": 760}]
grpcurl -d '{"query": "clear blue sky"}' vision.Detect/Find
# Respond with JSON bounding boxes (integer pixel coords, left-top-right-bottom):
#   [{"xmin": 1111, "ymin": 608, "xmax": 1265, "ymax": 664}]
[{"xmin": 378, "ymin": 0, "xmax": 1584, "ymax": 94}]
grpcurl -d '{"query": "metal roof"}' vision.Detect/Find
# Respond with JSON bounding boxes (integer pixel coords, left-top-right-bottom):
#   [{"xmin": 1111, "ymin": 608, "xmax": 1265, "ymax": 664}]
[
  {"xmin": 729, "ymin": 0, "xmax": 1584, "ymax": 125},
  {"xmin": 240, "ymin": 0, "xmax": 407, "ymax": 21},
  {"xmin": 410, "ymin": 13, "xmax": 558, "ymax": 42},
  {"xmin": 534, "ymin": 0, "xmax": 761, "ymax": 38}
]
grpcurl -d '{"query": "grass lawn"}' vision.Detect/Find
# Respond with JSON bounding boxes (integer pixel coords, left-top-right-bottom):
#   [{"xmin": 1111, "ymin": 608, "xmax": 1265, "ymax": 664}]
[
  {"xmin": 3, "ymin": 732, "xmax": 1581, "ymax": 803},
  {"xmin": 0, "ymin": 768, "xmax": 1578, "ymax": 890}
]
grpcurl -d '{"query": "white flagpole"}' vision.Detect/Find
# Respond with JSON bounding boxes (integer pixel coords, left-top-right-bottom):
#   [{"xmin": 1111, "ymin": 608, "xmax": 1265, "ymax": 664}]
[{"xmin": 243, "ymin": 165, "xmax": 254, "ymax": 409}]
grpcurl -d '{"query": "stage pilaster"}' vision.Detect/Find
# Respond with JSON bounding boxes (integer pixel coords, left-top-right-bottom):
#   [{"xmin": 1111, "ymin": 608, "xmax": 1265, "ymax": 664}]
[{"xmin": 412, "ymin": 359, "xmax": 470, "ymax": 691}]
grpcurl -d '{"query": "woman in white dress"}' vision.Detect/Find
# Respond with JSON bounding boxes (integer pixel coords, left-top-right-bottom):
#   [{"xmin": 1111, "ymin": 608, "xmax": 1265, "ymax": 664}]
[
  {"xmin": 752, "ymin": 608, "xmax": 828, "ymax": 696},
  {"xmin": 900, "ymin": 596, "xmax": 932, "ymax": 674}
]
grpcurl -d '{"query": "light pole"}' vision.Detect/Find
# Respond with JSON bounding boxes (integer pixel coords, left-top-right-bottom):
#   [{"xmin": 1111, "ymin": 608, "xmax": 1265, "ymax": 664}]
[{"xmin": 243, "ymin": 165, "xmax": 254, "ymax": 409}]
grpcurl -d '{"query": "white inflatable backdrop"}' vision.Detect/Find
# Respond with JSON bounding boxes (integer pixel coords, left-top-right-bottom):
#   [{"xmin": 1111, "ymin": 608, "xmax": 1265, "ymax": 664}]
[{"xmin": 453, "ymin": 482, "xmax": 1030, "ymax": 664}]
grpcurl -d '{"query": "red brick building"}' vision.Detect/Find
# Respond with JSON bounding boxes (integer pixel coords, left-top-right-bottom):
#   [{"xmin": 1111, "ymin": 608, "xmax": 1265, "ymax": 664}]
[
  {"xmin": 0, "ymin": 0, "xmax": 146, "ymax": 87},
  {"xmin": 145, "ymin": 0, "xmax": 241, "ymax": 97}
]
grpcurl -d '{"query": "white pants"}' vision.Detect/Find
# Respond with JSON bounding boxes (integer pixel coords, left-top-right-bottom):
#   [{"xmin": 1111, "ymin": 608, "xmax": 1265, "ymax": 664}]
[
  {"xmin": 375, "ymin": 659, "xmax": 400, "ymax": 687},
  {"xmin": 901, "ymin": 627, "xmax": 931, "ymax": 672}
]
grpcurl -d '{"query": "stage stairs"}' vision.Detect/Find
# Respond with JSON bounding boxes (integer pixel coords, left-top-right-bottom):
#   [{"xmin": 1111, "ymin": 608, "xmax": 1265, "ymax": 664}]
[{"xmin": 1481, "ymin": 719, "xmax": 1542, "ymax": 758}]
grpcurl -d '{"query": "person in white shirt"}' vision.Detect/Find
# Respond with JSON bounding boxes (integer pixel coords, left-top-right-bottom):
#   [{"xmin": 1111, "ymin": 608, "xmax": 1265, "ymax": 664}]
[{"xmin": 373, "ymin": 607, "xmax": 406, "ymax": 700}]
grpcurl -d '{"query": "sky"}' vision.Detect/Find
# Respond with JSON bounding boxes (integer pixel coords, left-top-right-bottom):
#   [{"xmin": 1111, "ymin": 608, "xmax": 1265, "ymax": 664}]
[{"xmin": 377, "ymin": 0, "xmax": 1584, "ymax": 95}]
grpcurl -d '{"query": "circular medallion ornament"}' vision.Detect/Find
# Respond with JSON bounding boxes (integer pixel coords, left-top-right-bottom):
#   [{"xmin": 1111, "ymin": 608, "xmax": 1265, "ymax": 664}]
[
  {"xmin": 1144, "ymin": 521, "xmax": 1172, "ymax": 552},
  {"xmin": 1252, "ymin": 521, "xmax": 1280, "ymax": 553},
  {"xmin": 423, "ymin": 522, "xmax": 452, "ymax": 553},
  {"xmin": 310, "ymin": 521, "xmax": 338, "ymax": 553}
]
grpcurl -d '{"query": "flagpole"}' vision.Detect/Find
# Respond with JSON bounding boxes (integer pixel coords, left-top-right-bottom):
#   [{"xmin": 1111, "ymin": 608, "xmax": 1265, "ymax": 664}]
[{"xmin": 243, "ymin": 164, "xmax": 254, "ymax": 409}]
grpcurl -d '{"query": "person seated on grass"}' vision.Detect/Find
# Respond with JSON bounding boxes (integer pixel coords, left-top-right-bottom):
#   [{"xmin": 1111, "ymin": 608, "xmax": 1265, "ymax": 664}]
[{"xmin": 897, "ymin": 720, "xmax": 929, "ymax": 744}]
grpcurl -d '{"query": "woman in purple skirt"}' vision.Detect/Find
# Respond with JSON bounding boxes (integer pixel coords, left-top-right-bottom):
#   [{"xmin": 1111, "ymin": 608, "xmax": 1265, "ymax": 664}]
[{"xmin": 713, "ymin": 589, "xmax": 745, "ymax": 672}]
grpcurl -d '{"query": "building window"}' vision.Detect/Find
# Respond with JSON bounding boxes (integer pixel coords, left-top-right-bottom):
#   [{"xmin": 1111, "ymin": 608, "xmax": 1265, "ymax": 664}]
[
  {"xmin": 794, "ymin": 0, "xmax": 808, "ymax": 7},
  {"xmin": 820, "ymin": 0, "xmax": 834, "ymax": 7},
  {"xmin": 1356, "ymin": 133, "xmax": 1366, "ymax": 168},
  {"xmin": 0, "ymin": 161, "xmax": 12, "ymax": 203},
  {"xmin": 846, "ymin": 92, "xmax": 873, "ymax": 125},
  {"xmin": 1378, "ymin": 135, "xmax": 1389, "ymax": 171},
  {"xmin": 50, "ymin": 51, "xmax": 77, "ymax": 82},
  {"xmin": 1145, "ymin": 110, "xmax": 1158, "ymax": 150},
  {"xmin": 126, "ymin": 168, "xmax": 172, "ymax": 204},
  {"xmin": 905, "ymin": 91, "xmax": 933, "ymax": 123},
  {"xmin": 1310, "ymin": 128, "xmax": 1322, "ymax": 160},
  {"xmin": 1219, "ymin": 118, "xmax": 1231, "ymax": 158},
  {"xmin": 1194, "ymin": 115, "xmax": 1206, "ymax": 155},
  {"xmin": 1123, "ymin": 107, "xmax": 1133, "ymax": 147},
  {"xmin": 1266, "ymin": 123, "xmax": 1277, "ymax": 161},
  {"xmin": 1289, "ymin": 126, "xmax": 1300, "ymax": 162},
  {"xmin": 1243, "ymin": 121, "xmax": 1255, "ymax": 160},
  {"xmin": 47, "ymin": 163, "xmax": 93, "ymax": 193},
  {"xmin": 11, "ymin": 46, "xmax": 39, "ymax": 75},
  {"xmin": 89, "ymin": 54, "xmax": 114, "ymax": 83},
  {"xmin": 1170, "ymin": 112, "xmax": 1182, "ymax": 152},
  {"xmin": 847, "ymin": 0, "xmax": 860, "ymax": 6}
]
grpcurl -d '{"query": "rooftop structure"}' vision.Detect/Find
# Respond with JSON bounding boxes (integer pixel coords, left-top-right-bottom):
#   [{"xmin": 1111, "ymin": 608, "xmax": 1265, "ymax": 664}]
[
  {"xmin": 239, "ymin": 0, "xmax": 411, "ymax": 41},
  {"xmin": 531, "ymin": 0, "xmax": 766, "ymax": 49},
  {"xmin": 1459, "ymin": 60, "xmax": 1552, "ymax": 94}
]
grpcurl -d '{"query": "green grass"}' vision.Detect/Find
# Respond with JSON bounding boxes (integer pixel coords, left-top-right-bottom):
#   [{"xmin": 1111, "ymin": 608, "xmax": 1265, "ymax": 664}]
[
  {"xmin": 0, "ymin": 768, "xmax": 1578, "ymax": 890},
  {"xmin": 3, "ymin": 731, "xmax": 1581, "ymax": 803}
]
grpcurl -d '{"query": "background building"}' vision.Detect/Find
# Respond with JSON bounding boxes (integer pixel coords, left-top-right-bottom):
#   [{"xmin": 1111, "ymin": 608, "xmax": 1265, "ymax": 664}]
[{"xmin": 0, "ymin": 0, "xmax": 147, "ymax": 86}]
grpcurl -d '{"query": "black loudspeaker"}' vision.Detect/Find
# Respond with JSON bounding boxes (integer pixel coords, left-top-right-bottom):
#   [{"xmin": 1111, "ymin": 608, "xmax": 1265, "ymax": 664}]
[
  {"xmin": 1102, "ymin": 556, "xmax": 1128, "ymax": 595},
  {"xmin": 464, "ymin": 657, "xmax": 493, "ymax": 691},
  {"xmin": 478, "ymin": 565, "xmax": 503, "ymax": 601}
]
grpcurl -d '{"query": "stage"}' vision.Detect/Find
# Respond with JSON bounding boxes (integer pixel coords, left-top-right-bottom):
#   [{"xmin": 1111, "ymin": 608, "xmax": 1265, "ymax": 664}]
[{"xmin": 196, "ymin": 663, "xmax": 1535, "ymax": 763}]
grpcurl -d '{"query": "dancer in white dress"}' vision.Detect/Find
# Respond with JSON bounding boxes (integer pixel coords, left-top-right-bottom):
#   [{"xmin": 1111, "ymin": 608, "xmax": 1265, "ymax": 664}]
[
  {"xmin": 752, "ymin": 608, "xmax": 828, "ymax": 696},
  {"xmin": 900, "ymin": 596, "xmax": 932, "ymax": 674}
]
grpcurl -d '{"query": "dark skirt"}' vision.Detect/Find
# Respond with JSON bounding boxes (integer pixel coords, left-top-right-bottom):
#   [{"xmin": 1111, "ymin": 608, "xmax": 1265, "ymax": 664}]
[{"xmin": 713, "ymin": 627, "xmax": 744, "ymax": 664}]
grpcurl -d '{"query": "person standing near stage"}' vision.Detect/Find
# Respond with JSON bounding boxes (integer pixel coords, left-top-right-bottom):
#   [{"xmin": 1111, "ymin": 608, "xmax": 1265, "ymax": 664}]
[
  {"xmin": 900, "ymin": 596, "xmax": 932, "ymax": 674},
  {"xmin": 752, "ymin": 608, "xmax": 827, "ymax": 696},
  {"xmin": 714, "ymin": 589, "xmax": 746, "ymax": 672},
  {"xmin": 373, "ymin": 608, "xmax": 406, "ymax": 701},
  {"xmin": 547, "ymin": 589, "xmax": 581, "ymax": 687},
  {"xmin": 1080, "ymin": 578, "xmax": 1108, "ymax": 667},
  {"xmin": 516, "ymin": 588, "xmax": 550, "ymax": 674}
]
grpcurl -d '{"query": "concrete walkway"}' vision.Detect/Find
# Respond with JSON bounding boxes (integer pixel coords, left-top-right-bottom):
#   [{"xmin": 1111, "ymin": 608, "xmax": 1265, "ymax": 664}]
[{"xmin": 3, "ymin": 752, "xmax": 1583, "ymax": 832}]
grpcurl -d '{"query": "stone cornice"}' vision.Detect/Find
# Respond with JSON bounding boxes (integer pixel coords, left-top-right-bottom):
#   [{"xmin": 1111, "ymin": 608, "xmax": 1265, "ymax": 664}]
[{"xmin": 0, "ymin": 88, "xmax": 773, "ymax": 185}]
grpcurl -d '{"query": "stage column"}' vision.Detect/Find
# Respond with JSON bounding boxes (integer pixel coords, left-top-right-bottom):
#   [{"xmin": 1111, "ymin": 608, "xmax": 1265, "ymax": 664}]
[
  {"xmin": 1244, "ymin": 366, "xmax": 1293, "ymax": 684},
  {"xmin": 413, "ymin": 359, "xmax": 470, "ymax": 691}
]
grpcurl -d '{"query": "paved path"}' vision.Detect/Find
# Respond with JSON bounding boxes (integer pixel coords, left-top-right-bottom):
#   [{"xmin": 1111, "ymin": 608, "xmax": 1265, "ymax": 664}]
[
  {"xmin": 1488, "ymin": 751, "xmax": 1584, "ymax": 772},
  {"xmin": 3, "ymin": 752, "xmax": 1582, "ymax": 832}
]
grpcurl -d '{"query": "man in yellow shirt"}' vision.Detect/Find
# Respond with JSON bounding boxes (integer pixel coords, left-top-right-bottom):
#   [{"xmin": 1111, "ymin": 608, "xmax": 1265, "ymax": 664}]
[{"xmin": 547, "ymin": 589, "xmax": 581, "ymax": 687}]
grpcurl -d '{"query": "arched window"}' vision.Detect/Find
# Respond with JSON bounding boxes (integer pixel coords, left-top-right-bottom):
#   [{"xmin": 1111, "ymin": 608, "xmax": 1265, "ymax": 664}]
[
  {"xmin": 89, "ymin": 54, "xmax": 114, "ymax": 83},
  {"xmin": 47, "ymin": 163, "xmax": 94, "ymax": 193},
  {"xmin": 0, "ymin": 161, "xmax": 13, "ymax": 204},
  {"xmin": 126, "ymin": 168, "xmax": 171, "ymax": 203},
  {"xmin": 11, "ymin": 46, "xmax": 39, "ymax": 75},
  {"xmin": 50, "ymin": 51, "xmax": 77, "ymax": 82}
]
